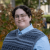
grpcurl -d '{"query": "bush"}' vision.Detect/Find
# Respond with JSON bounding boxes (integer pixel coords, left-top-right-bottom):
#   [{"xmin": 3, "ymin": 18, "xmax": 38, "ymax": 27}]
[
  {"xmin": 42, "ymin": 28, "xmax": 50, "ymax": 35},
  {"xmin": 42, "ymin": 15, "xmax": 50, "ymax": 23},
  {"xmin": 0, "ymin": 4, "xmax": 17, "ymax": 41},
  {"xmin": 31, "ymin": 8, "xmax": 44, "ymax": 31},
  {"xmin": 46, "ymin": 17, "xmax": 50, "ymax": 23}
]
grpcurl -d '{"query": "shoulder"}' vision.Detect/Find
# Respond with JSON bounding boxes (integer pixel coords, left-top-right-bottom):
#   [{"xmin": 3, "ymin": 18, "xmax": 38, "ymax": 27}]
[
  {"xmin": 31, "ymin": 28, "xmax": 45, "ymax": 35},
  {"xmin": 34, "ymin": 36, "xmax": 50, "ymax": 50},
  {"xmin": 32, "ymin": 28, "xmax": 43, "ymax": 32},
  {"xmin": 6, "ymin": 29, "xmax": 18, "ymax": 37}
]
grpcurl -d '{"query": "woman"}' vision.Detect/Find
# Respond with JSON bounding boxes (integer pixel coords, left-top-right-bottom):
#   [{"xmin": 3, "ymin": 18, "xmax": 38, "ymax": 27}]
[{"xmin": 2, "ymin": 5, "xmax": 50, "ymax": 50}]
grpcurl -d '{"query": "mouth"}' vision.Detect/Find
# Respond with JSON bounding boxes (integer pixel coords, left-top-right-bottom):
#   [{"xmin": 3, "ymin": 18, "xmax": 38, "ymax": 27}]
[
  {"xmin": 18, "ymin": 21, "xmax": 23, "ymax": 23},
  {"xmin": 18, "ymin": 21, "xmax": 24, "ymax": 23}
]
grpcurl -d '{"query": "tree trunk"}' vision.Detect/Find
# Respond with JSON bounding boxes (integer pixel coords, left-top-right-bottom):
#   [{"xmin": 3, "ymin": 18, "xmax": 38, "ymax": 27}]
[
  {"xmin": 28, "ymin": 0, "xmax": 30, "ymax": 6},
  {"xmin": 10, "ymin": 0, "xmax": 15, "ymax": 8}
]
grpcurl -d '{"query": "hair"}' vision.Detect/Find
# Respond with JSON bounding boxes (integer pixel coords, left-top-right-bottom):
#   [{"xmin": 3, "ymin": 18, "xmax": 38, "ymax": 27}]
[{"xmin": 12, "ymin": 5, "xmax": 32, "ymax": 18}]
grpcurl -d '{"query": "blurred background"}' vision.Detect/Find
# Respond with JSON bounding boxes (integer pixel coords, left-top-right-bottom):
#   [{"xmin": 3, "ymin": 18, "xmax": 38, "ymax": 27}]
[{"xmin": 0, "ymin": 0, "xmax": 50, "ymax": 50}]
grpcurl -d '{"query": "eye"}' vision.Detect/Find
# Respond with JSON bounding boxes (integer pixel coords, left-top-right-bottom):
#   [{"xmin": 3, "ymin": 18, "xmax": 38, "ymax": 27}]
[
  {"xmin": 15, "ymin": 15, "xmax": 19, "ymax": 18},
  {"xmin": 21, "ymin": 15, "xmax": 24, "ymax": 17}
]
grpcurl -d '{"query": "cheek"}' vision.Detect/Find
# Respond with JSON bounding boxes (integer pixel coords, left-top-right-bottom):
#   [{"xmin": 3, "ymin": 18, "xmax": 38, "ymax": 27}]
[
  {"xmin": 15, "ymin": 19, "xmax": 18, "ymax": 24},
  {"xmin": 25, "ymin": 18, "xmax": 31, "ymax": 22},
  {"xmin": 15, "ymin": 18, "xmax": 18, "ymax": 21}
]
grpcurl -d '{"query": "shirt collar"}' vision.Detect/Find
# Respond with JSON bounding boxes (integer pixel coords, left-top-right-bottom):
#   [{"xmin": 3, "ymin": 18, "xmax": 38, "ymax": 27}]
[{"xmin": 18, "ymin": 24, "xmax": 34, "ymax": 34}]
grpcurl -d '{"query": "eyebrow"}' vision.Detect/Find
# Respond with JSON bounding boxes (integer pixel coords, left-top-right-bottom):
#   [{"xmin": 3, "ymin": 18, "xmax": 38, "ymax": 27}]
[{"xmin": 15, "ymin": 13, "xmax": 26, "ymax": 15}]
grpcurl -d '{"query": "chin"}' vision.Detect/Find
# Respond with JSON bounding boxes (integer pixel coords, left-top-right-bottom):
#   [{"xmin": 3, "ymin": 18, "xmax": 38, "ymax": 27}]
[
  {"xmin": 18, "ymin": 24, "xmax": 25, "ymax": 28},
  {"xmin": 19, "ymin": 24, "xmax": 25, "ymax": 26},
  {"xmin": 19, "ymin": 25, "xmax": 25, "ymax": 27}
]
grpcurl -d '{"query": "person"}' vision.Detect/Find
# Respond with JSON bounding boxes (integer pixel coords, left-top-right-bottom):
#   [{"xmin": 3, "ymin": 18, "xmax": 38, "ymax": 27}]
[
  {"xmin": 43, "ymin": 17, "xmax": 47, "ymax": 29},
  {"xmin": 2, "ymin": 5, "xmax": 50, "ymax": 50}
]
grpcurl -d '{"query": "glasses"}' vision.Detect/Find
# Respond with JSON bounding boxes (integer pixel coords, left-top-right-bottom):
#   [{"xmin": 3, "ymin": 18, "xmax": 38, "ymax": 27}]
[{"xmin": 15, "ymin": 14, "xmax": 27, "ymax": 18}]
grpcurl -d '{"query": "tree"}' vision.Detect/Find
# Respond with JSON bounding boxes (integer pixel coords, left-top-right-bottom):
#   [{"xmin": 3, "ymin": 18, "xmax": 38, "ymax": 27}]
[
  {"xmin": 0, "ymin": 3, "xmax": 17, "ymax": 41},
  {"xmin": 15, "ymin": 0, "xmax": 39, "ymax": 9},
  {"xmin": 10, "ymin": 0, "xmax": 15, "ymax": 8},
  {"xmin": 15, "ymin": 0, "xmax": 48, "ymax": 9},
  {"xmin": 2, "ymin": 0, "xmax": 10, "ymax": 4}
]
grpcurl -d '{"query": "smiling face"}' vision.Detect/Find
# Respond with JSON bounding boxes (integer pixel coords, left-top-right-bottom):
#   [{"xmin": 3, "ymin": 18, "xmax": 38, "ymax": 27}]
[{"xmin": 15, "ymin": 8, "xmax": 31, "ymax": 30}]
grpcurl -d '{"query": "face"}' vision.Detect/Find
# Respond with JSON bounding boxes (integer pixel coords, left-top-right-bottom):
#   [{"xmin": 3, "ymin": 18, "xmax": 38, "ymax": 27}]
[{"xmin": 15, "ymin": 8, "xmax": 31, "ymax": 30}]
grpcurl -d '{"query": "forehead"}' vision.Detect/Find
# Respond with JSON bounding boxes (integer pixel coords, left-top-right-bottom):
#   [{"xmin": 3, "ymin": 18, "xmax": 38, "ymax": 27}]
[{"xmin": 15, "ymin": 8, "xmax": 26, "ymax": 15}]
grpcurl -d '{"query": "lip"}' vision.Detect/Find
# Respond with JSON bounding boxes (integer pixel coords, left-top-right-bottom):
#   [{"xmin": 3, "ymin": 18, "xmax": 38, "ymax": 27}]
[
  {"xmin": 18, "ymin": 21, "xmax": 23, "ymax": 23},
  {"xmin": 18, "ymin": 20, "xmax": 24, "ymax": 22}
]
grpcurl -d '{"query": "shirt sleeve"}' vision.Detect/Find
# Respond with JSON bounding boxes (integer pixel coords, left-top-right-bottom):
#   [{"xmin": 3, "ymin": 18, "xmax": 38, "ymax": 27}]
[{"xmin": 33, "ymin": 36, "xmax": 50, "ymax": 50}]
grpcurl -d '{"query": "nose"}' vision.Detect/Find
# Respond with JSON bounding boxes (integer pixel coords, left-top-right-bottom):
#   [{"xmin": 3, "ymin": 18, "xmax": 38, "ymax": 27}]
[{"xmin": 18, "ymin": 16, "xmax": 22, "ymax": 20}]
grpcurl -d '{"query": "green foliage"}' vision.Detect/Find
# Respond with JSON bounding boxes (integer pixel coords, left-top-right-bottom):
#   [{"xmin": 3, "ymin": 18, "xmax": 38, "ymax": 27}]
[
  {"xmin": 15, "ymin": 0, "xmax": 23, "ymax": 5},
  {"xmin": 0, "ymin": 4, "xmax": 17, "ymax": 41},
  {"xmin": 15, "ymin": 0, "xmax": 39, "ymax": 8},
  {"xmin": 0, "ymin": 27, "xmax": 4, "ymax": 31},
  {"xmin": 46, "ymin": 17, "xmax": 50, "ymax": 23},
  {"xmin": 30, "ymin": 8, "xmax": 44, "ymax": 31},
  {"xmin": 3, "ymin": 0, "xmax": 10, "ymax": 4},
  {"xmin": 15, "ymin": 0, "xmax": 48, "ymax": 8},
  {"xmin": 42, "ymin": 28, "xmax": 50, "ymax": 35},
  {"xmin": 42, "ymin": 15, "xmax": 50, "ymax": 17},
  {"xmin": 42, "ymin": 15, "xmax": 50, "ymax": 23}
]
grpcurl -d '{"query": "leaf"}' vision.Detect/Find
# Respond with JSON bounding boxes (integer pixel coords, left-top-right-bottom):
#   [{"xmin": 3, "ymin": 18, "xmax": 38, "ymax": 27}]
[
  {"xmin": 1, "ymin": 14, "xmax": 6, "ymax": 21},
  {"xmin": 2, "ymin": 23, "xmax": 7, "ymax": 26},
  {"xmin": 0, "ymin": 41, "xmax": 3, "ymax": 49},
  {"xmin": 3, "ymin": 10, "xmax": 7, "ymax": 14},
  {"xmin": 0, "ymin": 31, "xmax": 1, "ymax": 35},
  {"xmin": 0, "ymin": 27, "xmax": 4, "ymax": 31},
  {"xmin": 6, "ymin": 16, "xmax": 9, "ymax": 21}
]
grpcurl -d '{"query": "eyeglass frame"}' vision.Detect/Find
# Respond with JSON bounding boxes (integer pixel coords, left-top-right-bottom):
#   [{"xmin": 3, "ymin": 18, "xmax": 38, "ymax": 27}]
[{"xmin": 15, "ymin": 13, "xmax": 28, "ymax": 18}]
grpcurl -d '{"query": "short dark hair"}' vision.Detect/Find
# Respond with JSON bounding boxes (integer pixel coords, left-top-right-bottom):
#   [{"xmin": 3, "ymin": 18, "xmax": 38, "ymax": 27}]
[{"xmin": 12, "ymin": 5, "xmax": 32, "ymax": 18}]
